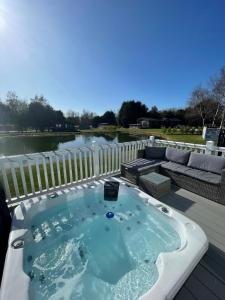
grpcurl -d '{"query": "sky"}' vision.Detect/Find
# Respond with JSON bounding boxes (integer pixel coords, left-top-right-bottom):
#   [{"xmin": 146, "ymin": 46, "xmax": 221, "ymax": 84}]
[{"xmin": 1, "ymin": 0, "xmax": 225, "ymax": 115}]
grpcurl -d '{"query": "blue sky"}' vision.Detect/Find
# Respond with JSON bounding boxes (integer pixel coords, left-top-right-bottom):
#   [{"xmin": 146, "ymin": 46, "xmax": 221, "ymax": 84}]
[{"xmin": 1, "ymin": 0, "xmax": 225, "ymax": 114}]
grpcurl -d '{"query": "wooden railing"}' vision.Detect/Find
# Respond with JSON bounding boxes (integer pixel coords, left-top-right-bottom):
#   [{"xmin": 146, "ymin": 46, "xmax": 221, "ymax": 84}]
[
  {"xmin": 0, "ymin": 139, "xmax": 153, "ymax": 205},
  {"xmin": 1, "ymin": 136, "xmax": 225, "ymax": 205}
]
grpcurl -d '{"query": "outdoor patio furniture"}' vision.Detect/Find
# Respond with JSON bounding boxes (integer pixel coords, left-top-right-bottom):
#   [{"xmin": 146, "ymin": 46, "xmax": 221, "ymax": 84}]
[
  {"xmin": 137, "ymin": 146, "xmax": 225, "ymax": 205},
  {"xmin": 121, "ymin": 158, "xmax": 164, "ymax": 184},
  {"xmin": 139, "ymin": 172, "xmax": 171, "ymax": 198},
  {"xmin": 120, "ymin": 146, "xmax": 167, "ymax": 184}
]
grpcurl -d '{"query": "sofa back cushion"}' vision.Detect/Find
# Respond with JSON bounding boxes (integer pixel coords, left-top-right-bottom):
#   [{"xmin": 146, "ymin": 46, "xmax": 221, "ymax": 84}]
[
  {"xmin": 165, "ymin": 147, "xmax": 191, "ymax": 165},
  {"xmin": 188, "ymin": 152, "xmax": 225, "ymax": 175},
  {"xmin": 145, "ymin": 146, "xmax": 166, "ymax": 159}
]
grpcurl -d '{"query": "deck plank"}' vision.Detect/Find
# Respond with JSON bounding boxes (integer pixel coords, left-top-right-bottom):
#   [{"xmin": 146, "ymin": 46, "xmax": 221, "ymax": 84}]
[
  {"xmin": 193, "ymin": 264, "xmax": 225, "ymax": 299},
  {"xmin": 185, "ymin": 274, "xmax": 219, "ymax": 300},
  {"xmin": 160, "ymin": 187, "xmax": 225, "ymax": 300},
  {"xmin": 175, "ymin": 286, "xmax": 198, "ymax": 300}
]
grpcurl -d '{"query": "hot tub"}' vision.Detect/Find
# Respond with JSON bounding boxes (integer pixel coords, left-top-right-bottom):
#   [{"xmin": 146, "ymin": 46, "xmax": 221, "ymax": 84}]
[{"xmin": 0, "ymin": 178, "xmax": 208, "ymax": 300}]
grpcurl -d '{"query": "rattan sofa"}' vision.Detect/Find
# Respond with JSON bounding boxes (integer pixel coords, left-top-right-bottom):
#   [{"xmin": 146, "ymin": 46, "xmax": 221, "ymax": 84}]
[{"xmin": 136, "ymin": 146, "xmax": 225, "ymax": 205}]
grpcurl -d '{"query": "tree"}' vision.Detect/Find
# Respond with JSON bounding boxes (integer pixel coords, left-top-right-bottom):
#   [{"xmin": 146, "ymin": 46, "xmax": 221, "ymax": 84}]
[
  {"xmin": 188, "ymin": 86, "xmax": 215, "ymax": 127},
  {"xmin": 101, "ymin": 111, "xmax": 117, "ymax": 125},
  {"xmin": 147, "ymin": 106, "xmax": 160, "ymax": 119},
  {"xmin": 5, "ymin": 91, "xmax": 29, "ymax": 131},
  {"xmin": 80, "ymin": 110, "xmax": 95, "ymax": 129},
  {"xmin": 212, "ymin": 66, "xmax": 225, "ymax": 127},
  {"xmin": 0, "ymin": 101, "xmax": 10, "ymax": 125},
  {"xmin": 28, "ymin": 95, "xmax": 53, "ymax": 131},
  {"xmin": 118, "ymin": 100, "xmax": 148, "ymax": 127},
  {"xmin": 54, "ymin": 110, "xmax": 65, "ymax": 125},
  {"xmin": 66, "ymin": 110, "xmax": 80, "ymax": 126},
  {"xmin": 92, "ymin": 116, "xmax": 102, "ymax": 128}
]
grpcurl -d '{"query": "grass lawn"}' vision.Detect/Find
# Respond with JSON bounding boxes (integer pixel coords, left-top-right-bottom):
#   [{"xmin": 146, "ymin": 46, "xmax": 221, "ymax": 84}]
[
  {"xmin": 82, "ymin": 127, "xmax": 205, "ymax": 144},
  {"xmin": 164, "ymin": 134, "xmax": 204, "ymax": 144}
]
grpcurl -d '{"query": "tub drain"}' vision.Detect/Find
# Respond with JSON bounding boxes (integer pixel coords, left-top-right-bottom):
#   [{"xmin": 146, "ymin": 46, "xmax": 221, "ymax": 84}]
[{"xmin": 12, "ymin": 238, "xmax": 24, "ymax": 249}]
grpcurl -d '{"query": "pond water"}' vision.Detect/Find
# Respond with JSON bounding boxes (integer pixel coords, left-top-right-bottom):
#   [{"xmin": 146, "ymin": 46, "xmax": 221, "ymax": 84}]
[{"xmin": 0, "ymin": 133, "xmax": 147, "ymax": 156}]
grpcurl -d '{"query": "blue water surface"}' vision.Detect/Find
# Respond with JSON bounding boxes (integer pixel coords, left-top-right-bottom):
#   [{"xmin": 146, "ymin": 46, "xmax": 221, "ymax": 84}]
[{"xmin": 23, "ymin": 184, "xmax": 180, "ymax": 300}]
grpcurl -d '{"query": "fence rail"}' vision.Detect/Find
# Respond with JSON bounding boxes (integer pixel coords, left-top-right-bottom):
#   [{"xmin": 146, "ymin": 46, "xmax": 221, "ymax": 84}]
[
  {"xmin": 154, "ymin": 138, "xmax": 225, "ymax": 156},
  {"xmin": 1, "ymin": 136, "xmax": 225, "ymax": 205},
  {"xmin": 0, "ymin": 139, "xmax": 153, "ymax": 205}
]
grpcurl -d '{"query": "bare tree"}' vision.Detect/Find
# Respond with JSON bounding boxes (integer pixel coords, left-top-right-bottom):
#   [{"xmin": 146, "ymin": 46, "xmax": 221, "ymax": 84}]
[
  {"xmin": 212, "ymin": 66, "xmax": 225, "ymax": 128},
  {"xmin": 188, "ymin": 86, "xmax": 214, "ymax": 127},
  {"xmin": 66, "ymin": 110, "xmax": 79, "ymax": 118}
]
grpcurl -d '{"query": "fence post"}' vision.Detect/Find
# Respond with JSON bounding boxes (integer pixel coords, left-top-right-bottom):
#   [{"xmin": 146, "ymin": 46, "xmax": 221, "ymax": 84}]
[
  {"xmin": 202, "ymin": 126, "xmax": 207, "ymax": 140},
  {"xmin": 92, "ymin": 141, "xmax": 99, "ymax": 177},
  {"xmin": 205, "ymin": 140, "xmax": 215, "ymax": 155},
  {"xmin": 149, "ymin": 136, "xmax": 155, "ymax": 147}
]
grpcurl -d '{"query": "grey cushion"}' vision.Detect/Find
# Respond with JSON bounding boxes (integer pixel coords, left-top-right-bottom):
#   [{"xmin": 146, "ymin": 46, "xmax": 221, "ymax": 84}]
[
  {"xmin": 161, "ymin": 161, "xmax": 221, "ymax": 184},
  {"xmin": 183, "ymin": 168, "xmax": 221, "ymax": 185},
  {"xmin": 188, "ymin": 152, "xmax": 225, "ymax": 175},
  {"xmin": 165, "ymin": 147, "xmax": 191, "ymax": 165},
  {"xmin": 145, "ymin": 146, "xmax": 166, "ymax": 160},
  {"xmin": 161, "ymin": 161, "xmax": 186, "ymax": 172}
]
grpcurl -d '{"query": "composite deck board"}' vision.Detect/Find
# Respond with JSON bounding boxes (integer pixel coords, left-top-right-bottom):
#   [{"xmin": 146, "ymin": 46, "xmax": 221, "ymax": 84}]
[
  {"xmin": 160, "ymin": 187, "xmax": 225, "ymax": 300},
  {"xmin": 175, "ymin": 286, "xmax": 198, "ymax": 300},
  {"xmin": 201, "ymin": 255, "xmax": 225, "ymax": 285},
  {"xmin": 193, "ymin": 264, "xmax": 225, "ymax": 299}
]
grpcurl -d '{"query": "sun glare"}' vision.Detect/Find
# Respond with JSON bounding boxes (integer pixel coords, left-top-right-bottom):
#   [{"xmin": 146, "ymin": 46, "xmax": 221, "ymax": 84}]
[{"xmin": 0, "ymin": 16, "xmax": 6, "ymax": 30}]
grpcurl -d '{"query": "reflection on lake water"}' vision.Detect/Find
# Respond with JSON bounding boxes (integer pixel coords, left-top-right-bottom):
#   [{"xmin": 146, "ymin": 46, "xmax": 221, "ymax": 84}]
[{"xmin": 0, "ymin": 133, "xmax": 146, "ymax": 156}]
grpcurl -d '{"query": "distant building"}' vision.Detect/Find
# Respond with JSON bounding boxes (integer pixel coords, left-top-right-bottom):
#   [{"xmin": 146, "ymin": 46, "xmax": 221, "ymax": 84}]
[
  {"xmin": 52, "ymin": 123, "xmax": 77, "ymax": 132},
  {"xmin": 129, "ymin": 124, "xmax": 139, "ymax": 128},
  {"xmin": 98, "ymin": 123, "xmax": 109, "ymax": 128},
  {"xmin": 137, "ymin": 118, "xmax": 161, "ymax": 128},
  {"xmin": 137, "ymin": 117, "xmax": 181, "ymax": 128}
]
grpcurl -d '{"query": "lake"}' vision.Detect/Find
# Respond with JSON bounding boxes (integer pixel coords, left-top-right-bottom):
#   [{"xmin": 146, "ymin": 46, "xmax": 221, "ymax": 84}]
[{"xmin": 0, "ymin": 132, "xmax": 147, "ymax": 156}]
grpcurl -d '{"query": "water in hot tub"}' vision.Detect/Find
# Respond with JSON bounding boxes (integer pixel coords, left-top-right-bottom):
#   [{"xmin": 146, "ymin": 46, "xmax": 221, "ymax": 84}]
[{"xmin": 23, "ymin": 184, "xmax": 181, "ymax": 300}]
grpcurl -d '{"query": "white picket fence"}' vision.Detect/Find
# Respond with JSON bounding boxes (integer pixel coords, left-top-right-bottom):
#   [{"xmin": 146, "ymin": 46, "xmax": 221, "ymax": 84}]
[
  {"xmin": 1, "ymin": 136, "xmax": 225, "ymax": 206},
  {"xmin": 0, "ymin": 139, "xmax": 153, "ymax": 205},
  {"xmin": 154, "ymin": 138, "xmax": 225, "ymax": 156}
]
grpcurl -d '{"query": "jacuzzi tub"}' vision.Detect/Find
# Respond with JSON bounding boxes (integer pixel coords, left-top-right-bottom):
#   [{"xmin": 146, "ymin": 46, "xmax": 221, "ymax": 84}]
[{"xmin": 0, "ymin": 178, "xmax": 208, "ymax": 300}]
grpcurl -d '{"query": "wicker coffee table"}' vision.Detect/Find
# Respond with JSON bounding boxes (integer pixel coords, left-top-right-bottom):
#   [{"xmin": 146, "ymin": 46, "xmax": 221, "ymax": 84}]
[{"xmin": 139, "ymin": 172, "xmax": 171, "ymax": 198}]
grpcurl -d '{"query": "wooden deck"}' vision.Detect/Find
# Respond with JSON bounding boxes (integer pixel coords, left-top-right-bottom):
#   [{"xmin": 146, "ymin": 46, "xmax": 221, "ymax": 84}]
[{"xmin": 160, "ymin": 187, "xmax": 225, "ymax": 300}]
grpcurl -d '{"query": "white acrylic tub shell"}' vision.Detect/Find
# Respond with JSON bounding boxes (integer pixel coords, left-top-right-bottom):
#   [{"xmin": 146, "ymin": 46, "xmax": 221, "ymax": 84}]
[{"xmin": 0, "ymin": 179, "xmax": 208, "ymax": 300}]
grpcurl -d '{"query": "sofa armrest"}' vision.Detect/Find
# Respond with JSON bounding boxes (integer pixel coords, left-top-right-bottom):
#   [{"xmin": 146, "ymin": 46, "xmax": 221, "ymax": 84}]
[
  {"xmin": 137, "ymin": 149, "xmax": 145, "ymax": 159},
  {"xmin": 221, "ymin": 169, "xmax": 225, "ymax": 184}
]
